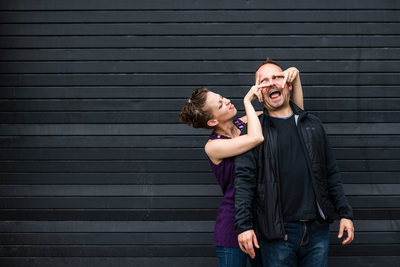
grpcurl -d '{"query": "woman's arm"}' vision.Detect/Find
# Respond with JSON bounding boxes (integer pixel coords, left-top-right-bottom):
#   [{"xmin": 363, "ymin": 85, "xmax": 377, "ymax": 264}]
[
  {"xmin": 205, "ymin": 85, "xmax": 264, "ymax": 164},
  {"xmin": 282, "ymin": 67, "xmax": 304, "ymax": 110}
]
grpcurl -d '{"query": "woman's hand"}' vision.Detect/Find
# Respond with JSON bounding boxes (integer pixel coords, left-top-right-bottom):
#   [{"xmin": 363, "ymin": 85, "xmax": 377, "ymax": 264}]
[
  {"xmin": 245, "ymin": 74, "xmax": 266, "ymax": 103},
  {"xmin": 277, "ymin": 67, "xmax": 299, "ymax": 88},
  {"xmin": 244, "ymin": 84, "xmax": 264, "ymax": 103}
]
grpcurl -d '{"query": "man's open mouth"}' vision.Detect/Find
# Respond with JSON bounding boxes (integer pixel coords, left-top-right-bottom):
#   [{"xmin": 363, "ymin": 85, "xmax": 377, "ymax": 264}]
[{"xmin": 269, "ymin": 89, "xmax": 281, "ymax": 100}]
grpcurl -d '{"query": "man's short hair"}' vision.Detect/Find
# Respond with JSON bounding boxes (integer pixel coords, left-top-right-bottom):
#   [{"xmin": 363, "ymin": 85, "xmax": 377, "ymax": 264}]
[{"xmin": 255, "ymin": 58, "xmax": 282, "ymax": 82}]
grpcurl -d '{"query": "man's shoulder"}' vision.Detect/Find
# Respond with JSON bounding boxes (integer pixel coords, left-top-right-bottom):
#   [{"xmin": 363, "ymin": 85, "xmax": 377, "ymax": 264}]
[
  {"xmin": 304, "ymin": 112, "xmax": 323, "ymax": 125},
  {"xmin": 240, "ymin": 113, "xmax": 265, "ymax": 136}
]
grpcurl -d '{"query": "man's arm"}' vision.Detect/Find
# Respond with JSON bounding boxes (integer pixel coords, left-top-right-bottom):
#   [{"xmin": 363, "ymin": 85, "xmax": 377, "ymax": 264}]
[
  {"xmin": 234, "ymin": 137, "xmax": 259, "ymax": 258},
  {"xmin": 323, "ymin": 127, "xmax": 355, "ymax": 244},
  {"xmin": 234, "ymin": 144, "xmax": 258, "ymax": 233},
  {"xmin": 324, "ymin": 132, "xmax": 353, "ymax": 220}
]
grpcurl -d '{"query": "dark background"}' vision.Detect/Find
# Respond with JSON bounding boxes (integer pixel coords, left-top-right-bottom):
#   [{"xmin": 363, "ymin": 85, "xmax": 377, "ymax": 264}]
[{"xmin": 0, "ymin": 0, "xmax": 399, "ymax": 266}]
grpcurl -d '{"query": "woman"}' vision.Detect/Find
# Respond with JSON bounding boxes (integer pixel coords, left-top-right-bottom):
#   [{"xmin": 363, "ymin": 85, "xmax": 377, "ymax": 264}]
[{"xmin": 179, "ymin": 67, "xmax": 304, "ymax": 267}]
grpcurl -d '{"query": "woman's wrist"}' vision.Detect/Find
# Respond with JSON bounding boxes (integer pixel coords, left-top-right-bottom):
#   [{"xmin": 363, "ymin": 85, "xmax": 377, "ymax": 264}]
[{"xmin": 243, "ymin": 98, "xmax": 252, "ymax": 105}]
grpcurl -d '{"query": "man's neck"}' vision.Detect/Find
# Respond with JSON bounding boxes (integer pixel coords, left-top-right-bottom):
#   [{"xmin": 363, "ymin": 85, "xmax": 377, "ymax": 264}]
[{"xmin": 266, "ymin": 105, "xmax": 293, "ymax": 118}]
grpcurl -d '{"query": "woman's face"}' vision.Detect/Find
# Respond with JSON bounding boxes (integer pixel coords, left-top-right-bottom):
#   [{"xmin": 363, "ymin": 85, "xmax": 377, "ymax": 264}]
[{"xmin": 204, "ymin": 91, "xmax": 237, "ymax": 124}]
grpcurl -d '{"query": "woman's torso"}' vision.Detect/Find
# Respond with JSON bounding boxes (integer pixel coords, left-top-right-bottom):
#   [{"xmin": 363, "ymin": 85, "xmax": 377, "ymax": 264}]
[{"xmin": 208, "ymin": 118, "xmax": 244, "ymax": 248}]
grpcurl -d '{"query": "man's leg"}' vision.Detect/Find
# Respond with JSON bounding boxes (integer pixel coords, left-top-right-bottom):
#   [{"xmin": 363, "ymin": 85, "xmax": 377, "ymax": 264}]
[
  {"xmin": 298, "ymin": 221, "xmax": 330, "ymax": 267},
  {"xmin": 259, "ymin": 222, "xmax": 304, "ymax": 267}
]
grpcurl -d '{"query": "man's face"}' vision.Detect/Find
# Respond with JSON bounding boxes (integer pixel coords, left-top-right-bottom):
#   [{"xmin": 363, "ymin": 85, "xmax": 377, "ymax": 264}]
[{"xmin": 256, "ymin": 64, "xmax": 292, "ymax": 111}]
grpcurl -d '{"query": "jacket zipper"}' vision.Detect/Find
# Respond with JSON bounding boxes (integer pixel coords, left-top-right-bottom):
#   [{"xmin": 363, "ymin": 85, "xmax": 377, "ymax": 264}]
[{"xmin": 270, "ymin": 123, "xmax": 287, "ymax": 240}]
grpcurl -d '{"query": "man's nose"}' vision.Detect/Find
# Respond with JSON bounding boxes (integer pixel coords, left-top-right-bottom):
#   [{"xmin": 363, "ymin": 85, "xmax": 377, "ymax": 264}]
[{"xmin": 267, "ymin": 79, "xmax": 275, "ymax": 86}]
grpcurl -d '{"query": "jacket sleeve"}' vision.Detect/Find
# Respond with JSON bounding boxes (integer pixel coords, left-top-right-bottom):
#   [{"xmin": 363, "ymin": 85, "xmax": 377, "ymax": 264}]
[
  {"xmin": 323, "ymin": 127, "xmax": 354, "ymax": 220},
  {"xmin": 234, "ymin": 128, "xmax": 259, "ymax": 234}
]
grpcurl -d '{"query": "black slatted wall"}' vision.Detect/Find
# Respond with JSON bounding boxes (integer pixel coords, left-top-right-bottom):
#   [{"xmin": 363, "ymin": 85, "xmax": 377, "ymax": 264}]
[{"xmin": 0, "ymin": 1, "xmax": 399, "ymax": 266}]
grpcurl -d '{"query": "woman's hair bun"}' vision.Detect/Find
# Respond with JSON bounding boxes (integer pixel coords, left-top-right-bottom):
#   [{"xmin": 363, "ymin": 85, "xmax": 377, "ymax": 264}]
[{"xmin": 179, "ymin": 87, "xmax": 214, "ymax": 129}]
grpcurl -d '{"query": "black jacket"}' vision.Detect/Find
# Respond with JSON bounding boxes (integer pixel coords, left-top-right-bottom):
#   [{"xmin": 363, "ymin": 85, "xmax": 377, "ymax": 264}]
[{"xmin": 234, "ymin": 102, "xmax": 353, "ymax": 241}]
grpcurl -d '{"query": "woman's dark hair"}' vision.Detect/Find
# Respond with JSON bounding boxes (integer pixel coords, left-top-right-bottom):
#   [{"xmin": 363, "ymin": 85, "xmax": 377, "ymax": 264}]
[{"xmin": 179, "ymin": 87, "xmax": 214, "ymax": 129}]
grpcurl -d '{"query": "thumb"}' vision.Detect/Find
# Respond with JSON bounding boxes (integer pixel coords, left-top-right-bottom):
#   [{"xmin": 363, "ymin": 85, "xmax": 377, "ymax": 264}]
[
  {"xmin": 338, "ymin": 223, "xmax": 344, "ymax": 238},
  {"xmin": 253, "ymin": 233, "xmax": 260, "ymax": 249}
]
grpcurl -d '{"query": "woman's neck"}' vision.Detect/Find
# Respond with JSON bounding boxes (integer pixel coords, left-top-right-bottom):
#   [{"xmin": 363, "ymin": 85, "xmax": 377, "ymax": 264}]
[{"xmin": 214, "ymin": 120, "xmax": 240, "ymax": 138}]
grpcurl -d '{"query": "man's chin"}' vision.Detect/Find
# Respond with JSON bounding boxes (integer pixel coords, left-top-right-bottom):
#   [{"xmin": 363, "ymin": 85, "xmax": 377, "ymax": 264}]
[{"xmin": 263, "ymin": 101, "xmax": 284, "ymax": 111}]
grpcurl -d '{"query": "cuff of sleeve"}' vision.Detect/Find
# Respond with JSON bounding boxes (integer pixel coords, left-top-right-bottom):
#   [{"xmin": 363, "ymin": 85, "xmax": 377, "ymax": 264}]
[
  {"xmin": 236, "ymin": 224, "xmax": 254, "ymax": 235},
  {"xmin": 339, "ymin": 210, "xmax": 354, "ymax": 221},
  {"xmin": 340, "ymin": 216, "xmax": 354, "ymax": 221}
]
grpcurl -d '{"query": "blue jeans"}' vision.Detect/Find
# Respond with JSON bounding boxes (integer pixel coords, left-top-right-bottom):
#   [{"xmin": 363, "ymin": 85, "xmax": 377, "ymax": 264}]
[
  {"xmin": 259, "ymin": 221, "xmax": 330, "ymax": 267},
  {"xmin": 216, "ymin": 247, "xmax": 247, "ymax": 267},
  {"xmin": 216, "ymin": 246, "xmax": 263, "ymax": 267}
]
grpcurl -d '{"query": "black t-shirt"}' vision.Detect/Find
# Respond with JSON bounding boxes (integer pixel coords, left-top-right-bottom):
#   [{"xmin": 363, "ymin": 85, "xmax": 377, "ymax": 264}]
[{"xmin": 270, "ymin": 114, "xmax": 317, "ymax": 222}]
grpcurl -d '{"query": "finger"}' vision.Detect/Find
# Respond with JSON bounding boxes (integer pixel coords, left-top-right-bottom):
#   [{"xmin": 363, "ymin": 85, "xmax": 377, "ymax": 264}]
[
  {"xmin": 346, "ymin": 228, "xmax": 354, "ymax": 244},
  {"xmin": 350, "ymin": 229, "xmax": 355, "ymax": 243},
  {"xmin": 338, "ymin": 223, "xmax": 344, "ymax": 238},
  {"xmin": 281, "ymin": 75, "xmax": 288, "ymax": 88},
  {"xmin": 256, "ymin": 72, "xmax": 260, "ymax": 85},
  {"xmin": 241, "ymin": 239, "xmax": 248, "ymax": 253},
  {"xmin": 253, "ymin": 234, "xmax": 260, "ymax": 249},
  {"xmin": 257, "ymin": 93, "xmax": 262, "ymax": 102},
  {"xmin": 255, "ymin": 84, "xmax": 268, "ymax": 89},
  {"xmin": 287, "ymin": 73, "xmax": 293, "ymax": 82},
  {"xmin": 260, "ymin": 87, "xmax": 268, "ymax": 96},
  {"xmin": 251, "ymin": 87, "xmax": 262, "ymax": 102},
  {"xmin": 247, "ymin": 240, "xmax": 255, "ymax": 259},
  {"xmin": 291, "ymin": 69, "xmax": 299, "ymax": 80},
  {"xmin": 239, "ymin": 242, "xmax": 247, "ymax": 254},
  {"xmin": 342, "ymin": 230, "xmax": 351, "ymax": 245}
]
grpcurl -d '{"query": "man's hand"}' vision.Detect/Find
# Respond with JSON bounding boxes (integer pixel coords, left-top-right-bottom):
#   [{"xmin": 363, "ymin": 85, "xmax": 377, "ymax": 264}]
[
  {"xmin": 238, "ymin": 229, "xmax": 259, "ymax": 259},
  {"xmin": 338, "ymin": 218, "xmax": 354, "ymax": 245}
]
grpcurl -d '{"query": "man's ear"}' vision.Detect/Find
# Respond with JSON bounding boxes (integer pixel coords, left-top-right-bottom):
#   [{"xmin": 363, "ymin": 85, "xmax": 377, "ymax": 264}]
[
  {"xmin": 288, "ymin": 83, "xmax": 293, "ymax": 91},
  {"xmin": 207, "ymin": 119, "xmax": 218, "ymax": 128}
]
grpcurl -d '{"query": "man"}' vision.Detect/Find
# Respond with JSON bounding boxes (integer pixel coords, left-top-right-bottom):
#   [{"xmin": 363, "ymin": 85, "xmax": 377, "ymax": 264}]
[{"xmin": 234, "ymin": 59, "xmax": 354, "ymax": 266}]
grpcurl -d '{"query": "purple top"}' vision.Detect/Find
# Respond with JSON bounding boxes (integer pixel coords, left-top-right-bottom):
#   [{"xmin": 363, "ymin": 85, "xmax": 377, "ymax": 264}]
[{"xmin": 207, "ymin": 118, "xmax": 245, "ymax": 248}]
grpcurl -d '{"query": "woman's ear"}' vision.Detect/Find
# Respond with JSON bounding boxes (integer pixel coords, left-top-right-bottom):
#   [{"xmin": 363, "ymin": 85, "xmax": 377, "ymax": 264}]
[{"xmin": 207, "ymin": 119, "xmax": 218, "ymax": 128}]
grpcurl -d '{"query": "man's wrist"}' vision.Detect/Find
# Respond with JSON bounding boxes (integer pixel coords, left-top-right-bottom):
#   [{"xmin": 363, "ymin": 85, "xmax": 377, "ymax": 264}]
[
  {"xmin": 237, "ymin": 226, "xmax": 254, "ymax": 235},
  {"xmin": 340, "ymin": 216, "xmax": 353, "ymax": 221}
]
